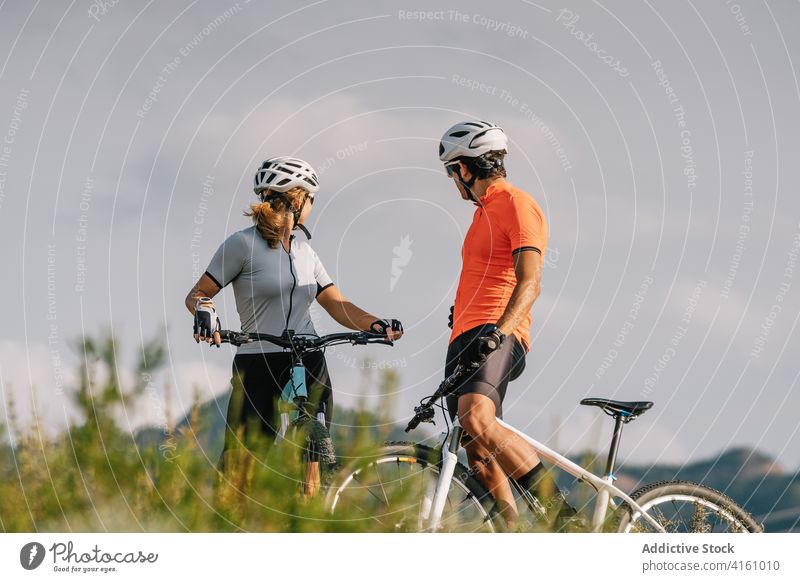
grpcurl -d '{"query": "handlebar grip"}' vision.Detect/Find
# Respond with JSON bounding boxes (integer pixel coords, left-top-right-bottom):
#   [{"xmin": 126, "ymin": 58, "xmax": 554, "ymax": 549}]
[{"xmin": 217, "ymin": 330, "xmax": 249, "ymax": 347}]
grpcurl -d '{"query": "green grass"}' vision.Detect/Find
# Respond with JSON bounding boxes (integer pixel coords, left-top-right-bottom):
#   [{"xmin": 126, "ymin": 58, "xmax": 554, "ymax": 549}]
[
  {"xmin": 2, "ymin": 329, "xmax": 783, "ymax": 532},
  {"xmin": 0, "ymin": 330, "xmax": 414, "ymax": 532}
]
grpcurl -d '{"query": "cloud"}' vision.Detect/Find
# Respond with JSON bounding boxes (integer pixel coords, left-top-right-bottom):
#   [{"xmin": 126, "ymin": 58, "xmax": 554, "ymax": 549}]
[
  {"xmin": 2, "ymin": 0, "xmax": 800, "ymax": 470},
  {"xmin": 0, "ymin": 341, "xmax": 77, "ymax": 441},
  {"xmin": 0, "ymin": 337, "xmax": 230, "ymax": 437}
]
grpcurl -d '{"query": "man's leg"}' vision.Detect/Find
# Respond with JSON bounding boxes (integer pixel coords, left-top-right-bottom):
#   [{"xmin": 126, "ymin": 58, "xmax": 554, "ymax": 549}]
[
  {"xmin": 457, "ymin": 393, "xmax": 538, "ymax": 529},
  {"xmin": 463, "ymin": 438, "xmax": 518, "ymax": 528},
  {"xmin": 457, "ymin": 393, "xmax": 541, "ymax": 476},
  {"xmin": 458, "ymin": 393, "xmax": 571, "ymax": 528}
]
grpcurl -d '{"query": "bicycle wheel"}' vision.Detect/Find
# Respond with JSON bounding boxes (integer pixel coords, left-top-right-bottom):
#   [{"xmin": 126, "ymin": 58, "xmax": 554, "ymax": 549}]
[
  {"xmin": 289, "ymin": 416, "xmax": 337, "ymax": 496},
  {"xmin": 325, "ymin": 442, "xmax": 497, "ymax": 532},
  {"xmin": 616, "ymin": 480, "xmax": 763, "ymax": 533}
]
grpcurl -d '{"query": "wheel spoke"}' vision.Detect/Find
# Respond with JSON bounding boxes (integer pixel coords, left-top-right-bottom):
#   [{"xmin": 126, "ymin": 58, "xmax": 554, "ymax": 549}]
[
  {"xmin": 330, "ymin": 450, "xmax": 492, "ymax": 532},
  {"xmin": 348, "ymin": 499, "xmax": 392, "ymax": 528},
  {"xmin": 373, "ymin": 460, "xmax": 390, "ymax": 507},
  {"xmin": 651, "ymin": 506, "xmax": 668, "ymax": 531},
  {"xmin": 351, "ymin": 470, "xmax": 390, "ymax": 508},
  {"xmin": 690, "ymin": 503, "xmax": 710, "ymax": 533},
  {"xmin": 622, "ymin": 485, "xmax": 759, "ymax": 533},
  {"xmin": 670, "ymin": 499, "xmax": 690, "ymax": 532}
]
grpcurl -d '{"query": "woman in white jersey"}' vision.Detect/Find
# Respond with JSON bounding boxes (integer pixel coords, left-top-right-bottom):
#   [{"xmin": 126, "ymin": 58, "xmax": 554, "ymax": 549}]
[{"xmin": 185, "ymin": 157, "xmax": 403, "ymax": 470}]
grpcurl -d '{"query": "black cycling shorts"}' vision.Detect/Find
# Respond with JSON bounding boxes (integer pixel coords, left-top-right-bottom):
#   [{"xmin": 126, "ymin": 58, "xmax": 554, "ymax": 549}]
[
  {"xmin": 221, "ymin": 350, "xmax": 333, "ymax": 464},
  {"xmin": 445, "ymin": 324, "xmax": 526, "ymax": 421}
]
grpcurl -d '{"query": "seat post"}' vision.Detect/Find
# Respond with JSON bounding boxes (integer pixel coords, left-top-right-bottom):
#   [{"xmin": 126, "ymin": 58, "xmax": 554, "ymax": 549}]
[{"xmin": 604, "ymin": 414, "xmax": 627, "ymax": 478}]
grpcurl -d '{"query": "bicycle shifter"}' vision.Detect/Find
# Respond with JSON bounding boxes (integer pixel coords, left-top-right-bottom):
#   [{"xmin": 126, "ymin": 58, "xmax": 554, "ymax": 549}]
[{"xmin": 406, "ymin": 404, "xmax": 435, "ymax": 432}]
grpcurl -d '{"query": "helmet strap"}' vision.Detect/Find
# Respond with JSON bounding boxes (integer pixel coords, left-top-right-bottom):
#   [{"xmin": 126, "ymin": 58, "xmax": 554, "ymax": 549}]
[
  {"xmin": 452, "ymin": 166, "xmax": 480, "ymax": 205},
  {"xmin": 259, "ymin": 192, "xmax": 312, "ymax": 239},
  {"xmin": 292, "ymin": 195, "xmax": 312, "ymax": 239}
]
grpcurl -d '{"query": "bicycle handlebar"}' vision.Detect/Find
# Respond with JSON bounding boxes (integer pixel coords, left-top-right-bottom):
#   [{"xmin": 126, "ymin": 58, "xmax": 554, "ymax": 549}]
[
  {"xmin": 404, "ymin": 361, "xmax": 480, "ymax": 432},
  {"xmin": 217, "ymin": 329, "xmax": 394, "ymax": 350},
  {"xmin": 217, "ymin": 329, "xmax": 468, "ymax": 434}
]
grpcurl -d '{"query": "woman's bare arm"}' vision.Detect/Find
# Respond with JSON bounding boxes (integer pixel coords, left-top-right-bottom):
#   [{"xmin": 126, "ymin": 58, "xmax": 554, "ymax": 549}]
[
  {"xmin": 185, "ymin": 273, "xmax": 221, "ymax": 315},
  {"xmin": 316, "ymin": 285, "xmax": 403, "ymax": 340}
]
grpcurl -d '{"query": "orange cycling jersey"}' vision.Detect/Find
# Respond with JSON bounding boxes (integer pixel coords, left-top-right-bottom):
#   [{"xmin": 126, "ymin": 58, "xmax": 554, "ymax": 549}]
[{"xmin": 450, "ymin": 181, "xmax": 548, "ymax": 351}]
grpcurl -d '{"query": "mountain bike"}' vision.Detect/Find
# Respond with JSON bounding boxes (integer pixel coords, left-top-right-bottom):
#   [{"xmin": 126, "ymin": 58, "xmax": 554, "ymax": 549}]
[
  {"xmin": 326, "ymin": 361, "xmax": 763, "ymax": 533},
  {"xmin": 218, "ymin": 329, "xmax": 392, "ymax": 496}
]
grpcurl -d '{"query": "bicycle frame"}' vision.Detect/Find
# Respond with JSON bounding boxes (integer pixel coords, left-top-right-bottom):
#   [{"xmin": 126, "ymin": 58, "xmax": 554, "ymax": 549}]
[{"xmin": 423, "ymin": 419, "xmax": 666, "ymax": 533}]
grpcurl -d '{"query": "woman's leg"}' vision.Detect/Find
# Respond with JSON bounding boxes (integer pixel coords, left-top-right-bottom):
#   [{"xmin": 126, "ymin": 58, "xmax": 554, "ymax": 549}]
[
  {"xmin": 303, "ymin": 351, "xmax": 333, "ymax": 427},
  {"xmin": 218, "ymin": 353, "xmax": 284, "ymax": 481}
]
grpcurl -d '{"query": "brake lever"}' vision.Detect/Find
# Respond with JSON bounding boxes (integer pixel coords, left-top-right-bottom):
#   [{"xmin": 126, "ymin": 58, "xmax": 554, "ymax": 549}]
[
  {"xmin": 217, "ymin": 331, "xmax": 246, "ymax": 347},
  {"xmin": 405, "ymin": 404, "xmax": 435, "ymax": 432},
  {"xmin": 352, "ymin": 333, "xmax": 394, "ymax": 346}
]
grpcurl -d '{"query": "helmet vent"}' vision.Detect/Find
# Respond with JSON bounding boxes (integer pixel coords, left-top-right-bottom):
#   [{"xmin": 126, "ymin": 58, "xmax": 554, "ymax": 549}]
[
  {"xmin": 438, "ymin": 120, "xmax": 507, "ymax": 163},
  {"xmin": 253, "ymin": 156, "xmax": 320, "ymax": 194}
]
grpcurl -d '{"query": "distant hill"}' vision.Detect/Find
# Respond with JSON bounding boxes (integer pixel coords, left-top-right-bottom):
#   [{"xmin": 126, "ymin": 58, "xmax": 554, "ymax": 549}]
[{"xmin": 134, "ymin": 394, "xmax": 800, "ymax": 532}]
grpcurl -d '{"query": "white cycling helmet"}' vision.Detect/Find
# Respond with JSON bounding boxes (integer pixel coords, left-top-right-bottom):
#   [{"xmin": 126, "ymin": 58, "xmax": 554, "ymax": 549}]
[
  {"xmin": 253, "ymin": 156, "xmax": 320, "ymax": 195},
  {"xmin": 438, "ymin": 120, "xmax": 508, "ymax": 164}
]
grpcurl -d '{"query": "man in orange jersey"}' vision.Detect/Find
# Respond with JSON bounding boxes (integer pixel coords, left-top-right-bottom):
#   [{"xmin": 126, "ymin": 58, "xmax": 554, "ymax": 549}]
[{"xmin": 439, "ymin": 120, "xmax": 573, "ymax": 530}]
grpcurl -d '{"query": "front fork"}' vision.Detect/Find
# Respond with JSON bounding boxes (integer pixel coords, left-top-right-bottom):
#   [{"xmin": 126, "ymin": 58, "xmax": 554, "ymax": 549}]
[
  {"xmin": 276, "ymin": 407, "xmax": 326, "ymax": 444},
  {"xmin": 427, "ymin": 425, "xmax": 463, "ymax": 531},
  {"xmin": 276, "ymin": 412, "xmax": 290, "ymax": 443},
  {"xmin": 276, "ymin": 362, "xmax": 310, "ymax": 444}
]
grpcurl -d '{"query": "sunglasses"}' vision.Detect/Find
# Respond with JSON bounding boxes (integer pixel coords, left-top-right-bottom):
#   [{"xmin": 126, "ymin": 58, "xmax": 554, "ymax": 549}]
[{"xmin": 445, "ymin": 162, "xmax": 459, "ymax": 177}]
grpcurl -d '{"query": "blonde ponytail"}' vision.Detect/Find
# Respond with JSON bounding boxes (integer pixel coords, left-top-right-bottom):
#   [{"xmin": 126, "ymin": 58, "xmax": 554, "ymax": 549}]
[{"xmin": 245, "ymin": 187, "xmax": 308, "ymax": 248}]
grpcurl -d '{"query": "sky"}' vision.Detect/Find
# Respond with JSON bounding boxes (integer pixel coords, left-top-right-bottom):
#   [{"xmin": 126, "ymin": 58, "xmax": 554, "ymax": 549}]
[{"xmin": 1, "ymin": 0, "xmax": 799, "ymax": 469}]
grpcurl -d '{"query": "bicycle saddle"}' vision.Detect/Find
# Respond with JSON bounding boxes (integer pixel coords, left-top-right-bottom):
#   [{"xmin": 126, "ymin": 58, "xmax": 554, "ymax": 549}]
[{"xmin": 580, "ymin": 398, "xmax": 653, "ymax": 420}]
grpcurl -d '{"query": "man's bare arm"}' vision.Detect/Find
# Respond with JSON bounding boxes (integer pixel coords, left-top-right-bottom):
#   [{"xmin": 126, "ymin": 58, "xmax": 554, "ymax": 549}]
[{"xmin": 496, "ymin": 250, "xmax": 542, "ymax": 338}]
